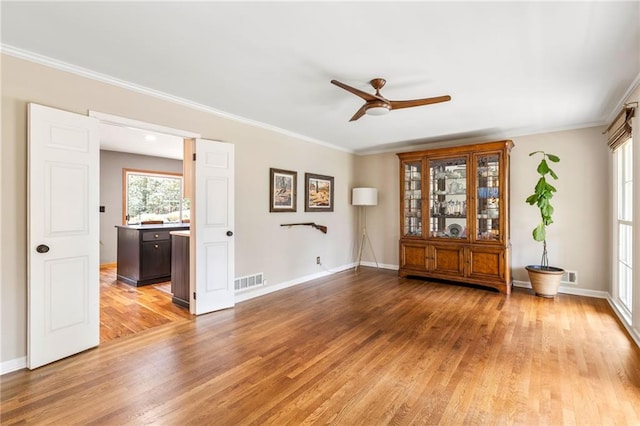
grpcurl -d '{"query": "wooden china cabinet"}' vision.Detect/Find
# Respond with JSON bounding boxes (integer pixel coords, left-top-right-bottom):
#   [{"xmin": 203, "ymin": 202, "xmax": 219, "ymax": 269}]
[{"xmin": 397, "ymin": 140, "xmax": 514, "ymax": 294}]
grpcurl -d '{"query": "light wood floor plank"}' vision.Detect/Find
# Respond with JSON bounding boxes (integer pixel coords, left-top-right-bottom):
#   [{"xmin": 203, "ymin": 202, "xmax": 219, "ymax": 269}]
[
  {"xmin": 2, "ymin": 268, "xmax": 640, "ymax": 424},
  {"xmin": 99, "ymin": 266, "xmax": 192, "ymax": 343}
]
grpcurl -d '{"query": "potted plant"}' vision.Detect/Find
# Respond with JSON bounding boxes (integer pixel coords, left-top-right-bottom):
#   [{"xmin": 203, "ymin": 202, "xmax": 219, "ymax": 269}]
[{"xmin": 525, "ymin": 151, "xmax": 565, "ymax": 297}]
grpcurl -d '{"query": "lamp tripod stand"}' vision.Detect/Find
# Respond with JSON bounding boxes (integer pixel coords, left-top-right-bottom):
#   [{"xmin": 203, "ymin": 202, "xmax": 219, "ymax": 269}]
[{"xmin": 355, "ymin": 206, "xmax": 379, "ymax": 272}]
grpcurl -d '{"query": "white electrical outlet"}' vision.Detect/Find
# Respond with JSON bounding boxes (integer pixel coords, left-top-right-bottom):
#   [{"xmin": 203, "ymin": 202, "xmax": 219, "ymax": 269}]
[{"xmin": 316, "ymin": 256, "xmax": 321, "ymax": 265}]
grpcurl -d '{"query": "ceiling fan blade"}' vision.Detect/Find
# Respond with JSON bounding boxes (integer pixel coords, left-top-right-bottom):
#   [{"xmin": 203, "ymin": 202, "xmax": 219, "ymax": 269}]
[
  {"xmin": 349, "ymin": 105, "xmax": 367, "ymax": 122},
  {"xmin": 389, "ymin": 95, "xmax": 451, "ymax": 110},
  {"xmin": 331, "ymin": 80, "xmax": 384, "ymax": 102}
]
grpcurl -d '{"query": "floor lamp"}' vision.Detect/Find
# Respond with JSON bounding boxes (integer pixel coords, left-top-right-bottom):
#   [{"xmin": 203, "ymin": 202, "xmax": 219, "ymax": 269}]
[{"xmin": 352, "ymin": 187, "xmax": 379, "ymax": 271}]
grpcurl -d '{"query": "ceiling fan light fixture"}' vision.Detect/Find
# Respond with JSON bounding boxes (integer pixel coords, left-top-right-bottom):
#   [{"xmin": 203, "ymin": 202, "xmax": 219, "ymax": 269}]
[
  {"xmin": 366, "ymin": 106, "xmax": 390, "ymax": 116},
  {"xmin": 365, "ymin": 100, "xmax": 391, "ymax": 116}
]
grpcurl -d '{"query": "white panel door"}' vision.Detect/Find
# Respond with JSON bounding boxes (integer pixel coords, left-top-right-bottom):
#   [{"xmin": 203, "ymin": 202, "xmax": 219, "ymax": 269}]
[
  {"xmin": 28, "ymin": 103, "xmax": 100, "ymax": 369},
  {"xmin": 192, "ymin": 139, "xmax": 235, "ymax": 315}
]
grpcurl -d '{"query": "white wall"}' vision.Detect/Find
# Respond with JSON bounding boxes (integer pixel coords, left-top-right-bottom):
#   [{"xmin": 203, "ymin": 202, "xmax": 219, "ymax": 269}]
[
  {"xmin": 356, "ymin": 127, "xmax": 610, "ymax": 292},
  {"xmin": 1, "ymin": 54, "xmax": 356, "ymax": 366},
  {"xmin": 352, "ymin": 152, "xmax": 399, "ymax": 268},
  {"xmin": 510, "ymin": 128, "xmax": 610, "ymax": 289},
  {"xmin": 99, "ymin": 150, "xmax": 183, "ymax": 264}
]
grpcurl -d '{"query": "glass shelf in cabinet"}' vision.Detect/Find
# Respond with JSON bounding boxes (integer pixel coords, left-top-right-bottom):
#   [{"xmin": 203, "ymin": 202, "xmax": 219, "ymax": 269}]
[{"xmin": 430, "ymin": 214, "xmax": 467, "ymax": 219}]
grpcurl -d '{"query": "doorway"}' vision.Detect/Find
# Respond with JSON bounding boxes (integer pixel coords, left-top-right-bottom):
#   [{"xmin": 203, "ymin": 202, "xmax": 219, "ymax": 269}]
[
  {"xmin": 97, "ymin": 119, "xmax": 194, "ymax": 342},
  {"xmin": 29, "ymin": 105, "xmax": 236, "ymax": 368}
]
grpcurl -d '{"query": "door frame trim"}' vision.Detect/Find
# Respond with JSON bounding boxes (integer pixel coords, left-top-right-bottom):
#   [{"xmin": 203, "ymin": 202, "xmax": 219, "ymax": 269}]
[{"xmin": 89, "ymin": 111, "xmax": 201, "ymax": 139}]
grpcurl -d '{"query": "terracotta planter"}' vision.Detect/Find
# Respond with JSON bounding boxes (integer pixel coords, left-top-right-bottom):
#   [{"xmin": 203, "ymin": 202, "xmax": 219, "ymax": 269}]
[{"xmin": 525, "ymin": 265, "xmax": 564, "ymax": 298}]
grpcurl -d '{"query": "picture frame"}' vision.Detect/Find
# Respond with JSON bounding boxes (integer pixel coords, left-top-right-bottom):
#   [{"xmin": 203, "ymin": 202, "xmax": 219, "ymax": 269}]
[
  {"xmin": 270, "ymin": 168, "xmax": 297, "ymax": 212},
  {"xmin": 305, "ymin": 173, "xmax": 334, "ymax": 212}
]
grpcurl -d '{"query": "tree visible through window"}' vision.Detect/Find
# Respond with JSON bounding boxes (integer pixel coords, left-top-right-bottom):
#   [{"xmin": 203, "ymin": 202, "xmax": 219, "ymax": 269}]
[{"xmin": 124, "ymin": 169, "xmax": 190, "ymax": 224}]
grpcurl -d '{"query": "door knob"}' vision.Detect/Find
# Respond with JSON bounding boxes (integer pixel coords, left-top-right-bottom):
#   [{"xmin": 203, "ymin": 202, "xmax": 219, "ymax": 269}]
[
  {"xmin": 226, "ymin": 231, "xmax": 233, "ymax": 237},
  {"xmin": 36, "ymin": 244, "xmax": 50, "ymax": 253}
]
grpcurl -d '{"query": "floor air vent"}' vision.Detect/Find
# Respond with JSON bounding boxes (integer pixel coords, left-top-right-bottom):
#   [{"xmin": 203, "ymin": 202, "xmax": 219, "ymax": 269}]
[{"xmin": 234, "ymin": 272, "xmax": 264, "ymax": 292}]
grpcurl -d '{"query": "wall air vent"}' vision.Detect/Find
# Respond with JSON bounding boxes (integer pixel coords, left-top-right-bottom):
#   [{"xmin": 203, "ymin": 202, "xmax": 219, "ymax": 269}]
[
  {"xmin": 561, "ymin": 270, "xmax": 578, "ymax": 285},
  {"xmin": 234, "ymin": 272, "xmax": 264, "ymax": 292}
]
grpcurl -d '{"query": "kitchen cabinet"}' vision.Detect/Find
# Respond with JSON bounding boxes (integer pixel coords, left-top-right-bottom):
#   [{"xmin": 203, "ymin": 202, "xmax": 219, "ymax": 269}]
[
  {"xmin": 170, "ymin": 231, "xmax": 190, "ymax": 308},
  {"xmin": 397, "ymin": 140, "xmax": 513, "ymax": 294},
  {"xmin": 115, "ymin": 224, "xmax": 189, "ymax": 286}
]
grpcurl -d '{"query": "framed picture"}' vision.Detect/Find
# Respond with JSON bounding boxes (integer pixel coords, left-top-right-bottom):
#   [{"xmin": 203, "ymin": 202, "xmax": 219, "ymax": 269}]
[
  {"xmin": 270, "ymin": 168, "xmax": 297, "ymax": 212},
  {"xmin": 305, "ymin": 173, "xmax": 334, "ymax": 212}
]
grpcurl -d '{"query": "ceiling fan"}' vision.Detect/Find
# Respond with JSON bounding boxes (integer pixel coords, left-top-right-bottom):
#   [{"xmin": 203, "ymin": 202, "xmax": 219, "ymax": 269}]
[{"xmin": 330, "ymin": 78, "xmax": 451, "ymax": 122}]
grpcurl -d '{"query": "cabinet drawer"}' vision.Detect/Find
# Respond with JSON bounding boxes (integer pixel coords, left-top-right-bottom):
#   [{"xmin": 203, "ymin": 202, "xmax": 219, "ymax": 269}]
[{"xmin": 142, "ymin": 230, "xmax": 171, "ymax": 241}]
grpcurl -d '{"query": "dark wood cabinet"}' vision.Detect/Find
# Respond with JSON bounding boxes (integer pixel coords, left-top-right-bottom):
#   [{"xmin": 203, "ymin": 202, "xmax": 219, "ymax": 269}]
[
  {"xmin": 140, "ymin": 240, "xmax": 171, "ymax": 279},
  {"xmin": 397, "ymin": 140, "xmax": 513, "ymax": 294},
  {"xmin": 170, "ymin": 232, "xmax": 190, "ymax": 308},
  {"xmin": 115, "ymin": 224, "xmax": 189, "ymax": 286}
]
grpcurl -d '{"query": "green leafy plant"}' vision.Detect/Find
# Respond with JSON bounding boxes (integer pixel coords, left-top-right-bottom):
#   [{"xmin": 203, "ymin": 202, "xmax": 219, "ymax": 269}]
[{"xmin": 525, "ymin": 151, "xmax": 560, "ymax": 268}]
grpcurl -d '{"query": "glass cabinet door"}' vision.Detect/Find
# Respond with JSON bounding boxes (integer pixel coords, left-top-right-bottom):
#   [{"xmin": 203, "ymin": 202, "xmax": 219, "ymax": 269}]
[
  {"xmin": 476, "ymin": 153, "xmax": 501, "ymax": 241},
  {"xmin": 403, "ymin": 160, "xmax": 423, "ymax": 237},
  {"xmin": 428, "ymin": 157, "xmax": 467, "ymax": 239}
]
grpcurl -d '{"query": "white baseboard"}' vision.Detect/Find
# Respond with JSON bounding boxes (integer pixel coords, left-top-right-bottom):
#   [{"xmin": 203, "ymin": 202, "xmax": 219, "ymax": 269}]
[
  {"xmin": 607, "ymin": 297, "xmax": 640, "ymax": 349},
  {"xmin": 358, "ymin": 261, "xmax": 399, "ymax": 271},
  {"xmin": 513, "ymin": 280, "xmax": 609, "ymax": 299},
  {"xmin": 235, "ymin": 261, "xmax": 402, "ymax": 303},
  {"xmin": 234, "ymin": 262, "xmax": 357, "ymax": 303},
  {"xmin": 1, "ymin": 356, "xmax": 26, "ymax": 375}
]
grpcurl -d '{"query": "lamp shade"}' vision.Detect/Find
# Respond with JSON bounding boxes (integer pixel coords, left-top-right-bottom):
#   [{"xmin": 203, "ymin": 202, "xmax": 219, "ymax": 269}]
[{"xmin": 352, "ymin": 187, "xmax": 378, "ymax": 206}]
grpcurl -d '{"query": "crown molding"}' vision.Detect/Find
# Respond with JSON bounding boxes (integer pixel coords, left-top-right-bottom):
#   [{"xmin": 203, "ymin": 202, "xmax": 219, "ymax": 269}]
[
  {"xmin": 0, "ymin": 44, "xmax": 353, "ymax": 154},
  {"xmin": 357, "ymin": 121, "xmax": 607, "ymax": 156},
  {"xmin": 606, "ymin": 70, "xmax": 640, "ymax": 124},
  {"xmin": 4, "ymin": 43, "xmax": 633, "ymax": 158}
]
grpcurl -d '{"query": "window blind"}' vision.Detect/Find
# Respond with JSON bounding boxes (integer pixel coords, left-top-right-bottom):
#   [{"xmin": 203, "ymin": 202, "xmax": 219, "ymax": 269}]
[{"xmin": 606, "ymin": 105, "xmax": 635, "ymax": 152}]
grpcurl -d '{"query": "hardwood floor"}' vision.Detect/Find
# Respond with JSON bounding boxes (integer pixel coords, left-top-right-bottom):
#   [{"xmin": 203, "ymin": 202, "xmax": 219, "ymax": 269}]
[
  {"xmin": 100, "ymin": 266, "xmax": 192, "ymax": 343},
  {"xmin": 3, "ymin": 268, "xmax": 640, "ymax": 424}
]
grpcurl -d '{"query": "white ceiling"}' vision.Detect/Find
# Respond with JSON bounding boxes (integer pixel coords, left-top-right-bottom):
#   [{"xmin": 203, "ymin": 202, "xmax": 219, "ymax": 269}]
[
  {"xmin": 99, "ymin": 123, "xmax": 184, "ymax": 160},
  {"xmin": 2, "ymin": 2, "xmax": 639, "ymax": 155}
]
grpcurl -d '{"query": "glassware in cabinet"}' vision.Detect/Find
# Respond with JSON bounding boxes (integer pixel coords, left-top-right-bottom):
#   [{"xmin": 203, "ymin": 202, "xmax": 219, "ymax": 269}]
[
  {"xmin": 403, "ymin": 160, "xmax": 422, "ymax": 237},
  {"xmin": 476, "ymin": 153, "xmax": 501, "ymax": 241},
  {"xmin": 428, "ymin": 156, "xmax": 467, "ymax": 239}
]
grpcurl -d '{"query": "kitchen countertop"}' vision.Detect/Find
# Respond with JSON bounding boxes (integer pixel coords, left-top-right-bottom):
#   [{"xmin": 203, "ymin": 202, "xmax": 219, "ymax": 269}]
[
  {"xmin": 170, "ymin": 230, "xmax": 190, "ymax": 237},
  {"xmin": 115, "ymin": 223, "xmax": 190, "ymax": 230}
]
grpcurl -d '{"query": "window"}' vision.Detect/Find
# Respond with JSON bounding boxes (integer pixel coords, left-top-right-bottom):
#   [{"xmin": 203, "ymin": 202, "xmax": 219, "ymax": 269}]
[
  {"xmin": 123, "ymin": 169, "xmax": 189, "ymax": 224},
  {"xmin": 615, "ymin": 139, "xmax": 633, "ymax": 315}
]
